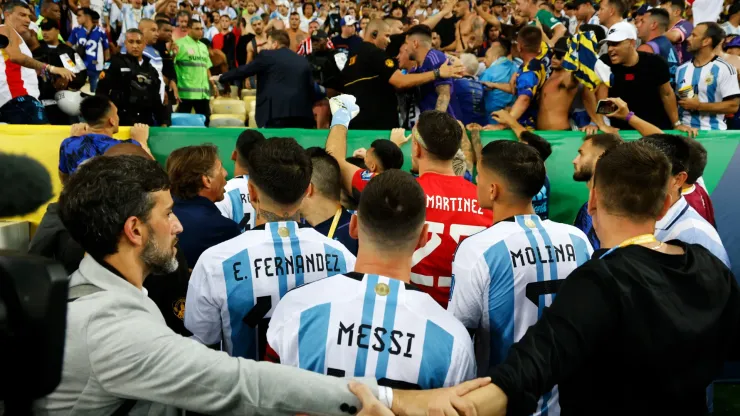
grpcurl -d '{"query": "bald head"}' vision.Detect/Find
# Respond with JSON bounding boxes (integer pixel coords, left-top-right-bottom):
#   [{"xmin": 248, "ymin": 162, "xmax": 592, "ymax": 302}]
[{"xmin": 104, "ymin": 143, "xmax": 153, "ymax": 159}]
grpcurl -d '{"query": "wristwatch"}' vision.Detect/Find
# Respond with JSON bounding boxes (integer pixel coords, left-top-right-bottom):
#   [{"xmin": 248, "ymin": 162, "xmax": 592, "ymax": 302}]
[{"xmin": 433, "ymin": 68, "xmax": 441, "ymax": 79}]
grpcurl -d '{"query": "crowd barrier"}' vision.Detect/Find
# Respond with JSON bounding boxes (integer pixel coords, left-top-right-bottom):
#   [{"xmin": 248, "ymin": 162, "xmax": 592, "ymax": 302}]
[{"xmin": 1, "ymin": 125, "xmax": 739, "ymax": 278}]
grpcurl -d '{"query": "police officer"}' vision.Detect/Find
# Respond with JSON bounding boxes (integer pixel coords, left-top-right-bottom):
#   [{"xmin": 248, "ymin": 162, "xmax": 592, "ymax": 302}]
[
  {"xmin": 96, "ymin": 28, "xmax": 166, "ymax": 126},
  {"xmin": 341, "ymin": 19, "xmax": 464, "ymax": 130}
]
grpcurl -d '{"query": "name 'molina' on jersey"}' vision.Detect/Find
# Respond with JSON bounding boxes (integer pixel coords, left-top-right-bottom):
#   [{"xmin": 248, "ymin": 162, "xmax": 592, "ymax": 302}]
[
  {"xmin": 185, "ymin": 221, "xmax": 356, "ymax": 360},
  {"xmin": 450, "ymin": 214, "xmax": 593, "ymax": 416}
]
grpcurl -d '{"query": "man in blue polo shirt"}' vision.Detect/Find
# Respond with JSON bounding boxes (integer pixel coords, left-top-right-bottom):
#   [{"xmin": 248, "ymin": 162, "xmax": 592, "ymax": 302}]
[
  {"xmin": 405, "ymin": 24, "xmax": 461, "ymax": 117},
  {"xmin": 67, "ymin": 8, "xmax": 109, "ymax": 92}
]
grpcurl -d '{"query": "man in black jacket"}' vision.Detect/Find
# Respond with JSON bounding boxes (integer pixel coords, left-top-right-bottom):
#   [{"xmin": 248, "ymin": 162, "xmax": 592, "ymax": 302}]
[
  {"xmin": 96, "ymin": 28, "xmax": 167, "ymax": 126},
  {"xmin": 214, "ymin": 29, "xmax": 316, "ymax": 128}
]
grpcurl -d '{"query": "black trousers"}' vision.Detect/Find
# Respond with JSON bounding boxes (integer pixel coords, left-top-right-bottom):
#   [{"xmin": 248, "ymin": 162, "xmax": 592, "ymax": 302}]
[
  {"xmin": 177, "ymin": 99, "xmax": 211, "ymax": 126},
  {"xmin": 264, "ymin": 116, "xmax": 315, "ymax": 129}
]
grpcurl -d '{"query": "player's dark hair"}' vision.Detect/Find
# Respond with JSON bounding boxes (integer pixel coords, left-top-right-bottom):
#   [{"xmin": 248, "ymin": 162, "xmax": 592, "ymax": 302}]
[
  {"xmin": 268, "ymin": 29, "xmax": 291, "ymax": 47},
  {"xmin": 290, "ymin": 11, "xmax": 300, "ymax": 17},
  {"xmin": 166, "ymin": 144, "xmax": 221, "ymax": 199},
  {"xmin": 520, "ymin": 131, "xmax": 552, "ymax": 161},
  {"xmin": 494, "ymin": 37, "xmax": 512, "ymax": 55},
  {"xmin": 156, "ymin": 18, "xmax": 172, "ymax": 28},
  {"xmin": 730, "ymin": 2, "xmax": 740, "ymax": 17},
  {"xmin": 584, "ymin": 133, "xmax": 623, "ymax": 152},
  {"xmin": 126, "ymin": 28, "xmax": 144, "ymax": 37},
  {"xmin": 565, "ymin": 2, "xmax": 577, "ymax": 11},
  {"xmin": 307, "ymin": 147, "xmax": 342, "ymax": 201},
  {"xmin": 59, "ymin": 155, "xmax": 170, "ymax": 260},
  {"xmin": 540, "ymin": 2, "xmax": 554, "ymax": 12},
  {"xmin": 406, "ymin": 24, "xmax": 433, "ymax": 41},
  {"xmin": 684, "ymin": 137, "xmax": 708, "ymax": 185},
  {"xmin": 416, "ymin": 110, "xmax": 462, "ymax": 161},
  {"xmin": 80, "ymin": 95, "xmax": 114, "ymax": 127},
  {"xmin": 641, "ymin": 134, "xmax": 691, "ymax": 176},
  {"xmin": 188, "ymin": 17, "xmax": 202, "ymax": 27},
  {"xmin": 593, "ymin": 141, "xmax": 671, "ymax": 221},
  {"xmin": 3, "ymin": 1, "xmax": 30, "ymax": 14},
  {"xmin": 645, "ymin": 7, "xmax": 669, "ymax": 31},
  {"xmin": 346, "ymin": 156, "xmax": 368, "ymax": 170},
  {"xmin": 664, "ymin": 0, "xmax": 685, "ymax": 12},
  {"xmin": 698, "ymin": 22, "xmax": 725, "ymax": 49},
  {"xmin": 517, "ymin": 25, "xmax": 542, "ymax": 53},
  {"xmin": 480, "ymin": 140, "xmax": 545, "ymax": 200},
  {"xmin": 92, "ymin": 10, "xmax": 101, "ymax": 21},
  {"xmin": 358, "ymin": 170, "xmax": 426, "ymax": 250},
  {"xmin": 248, "ymin": 137, "xmax": 312, "ymax": 205},
  {"xmin": 370, "ymin": 140, "xmax": 404, "ymax": 171},
  {"xmin": 77, "ymin": 7, "xmax": 94, "ymax": 17},
  {"xmin": 235, "ymin": 130, "xmax": 266, "ymax": 168}
]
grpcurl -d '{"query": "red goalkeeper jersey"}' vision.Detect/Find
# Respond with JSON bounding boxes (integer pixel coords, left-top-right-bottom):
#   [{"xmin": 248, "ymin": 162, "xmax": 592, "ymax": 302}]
[{"xmin": 352, "ymin": 169, "xmax": 492, "ymax": 307}]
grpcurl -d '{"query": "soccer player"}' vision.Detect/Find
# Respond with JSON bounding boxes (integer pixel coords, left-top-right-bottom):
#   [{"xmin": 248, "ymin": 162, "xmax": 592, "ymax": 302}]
[
  {"xmin": 641, "ymin": 135, "xmax": 729, "ymax": 267},
  {"xmin": 185, "ymin": 138, "xmax": 357, "ymax": 360},
  {"xmin": 215, "ymin": 130, "xmax": 266, "ymax": 232},
  {"xmin": 325, "ymin": 95, "xmax": 492, "ymax": 308},
  {"xmin": 572, "ymin": 133, "xmax": 624, "ymax": 250},
  {"xmin": 266, "ymin": 170, "xmax": 476, "ymax": 388},
  {"xmin": 449, "ymin": 140, "xmax": 593, "ymax": 416}
]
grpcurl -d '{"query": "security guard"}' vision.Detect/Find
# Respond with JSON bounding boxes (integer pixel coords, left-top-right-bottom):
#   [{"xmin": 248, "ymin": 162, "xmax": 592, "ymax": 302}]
[
  {"xmin": 96, "ymin": 28, "xmax": 166, "ymax": 126},
  {"xmin": 341, "ymin": 19, "xmax": 464, "ymax": 130}
]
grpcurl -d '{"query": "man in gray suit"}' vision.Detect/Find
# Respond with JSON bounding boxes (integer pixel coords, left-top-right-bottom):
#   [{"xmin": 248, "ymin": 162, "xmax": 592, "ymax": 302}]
[{"xmin": 34, "ymin": 154, "xmax": 487, "ymax": 415}]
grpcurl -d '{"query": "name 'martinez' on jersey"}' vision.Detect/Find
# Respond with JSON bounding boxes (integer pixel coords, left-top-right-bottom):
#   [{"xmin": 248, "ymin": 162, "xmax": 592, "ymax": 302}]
[
  {"xmin": 185, "ymin": 221, "xmax": 356, "ymax": 361},
  {"xmin": 266, "ymin": 273, "xmax": 476, "ymax": 389},
  {"xmin": 449, "ymin": 214, "xmax": 593, "ymax": 416}
]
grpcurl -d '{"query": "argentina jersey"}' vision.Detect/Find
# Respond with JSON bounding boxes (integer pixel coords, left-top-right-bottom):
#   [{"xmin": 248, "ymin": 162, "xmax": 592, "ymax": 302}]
[
  {"xmin": 267, "ymin": 273, "xmax": 476, "ymax": 389},
  {"xmin": 676, "ymin": 57, "xmax": 740, "ymax": 130},
  {"xmin": 215, "ymin": 175, "xmax": 255, "ymax": 232},
  {"xmin": 449, "ymin": 215, "xmax": 593, "ymax": 416},
  {"xmin": 185, "ymin": 221, "xmax": 356, "ymax": 360}
]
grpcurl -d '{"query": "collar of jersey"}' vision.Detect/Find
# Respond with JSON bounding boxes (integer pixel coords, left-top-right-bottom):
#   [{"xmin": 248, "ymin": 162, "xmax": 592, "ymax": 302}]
[
  {"xmin": 250, "ymin": 221, "xmax": 313, "ymax": 231},
  {"xmin": 344, "ymin": 272, "xmax": 423, "ymax": 292}
]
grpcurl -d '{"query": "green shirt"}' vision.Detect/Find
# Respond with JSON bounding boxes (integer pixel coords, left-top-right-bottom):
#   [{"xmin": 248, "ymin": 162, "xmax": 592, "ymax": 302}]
[
  {"xmin": 532, "ymin": 9, "xmax": 564, "ymax": 30},
  {"xmin": 174, "ymin": 35, "xmax": 213, "ymax": 100}
]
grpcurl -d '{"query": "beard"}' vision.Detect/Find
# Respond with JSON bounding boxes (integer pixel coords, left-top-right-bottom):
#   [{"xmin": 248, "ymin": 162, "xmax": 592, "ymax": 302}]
[
  {"xmin": 141, "ymin": 228, "xmax": 179, "ymax": 275},
  {"xmin": 573, "ymin": 167, "xmax": 592, "ymax": 182}
]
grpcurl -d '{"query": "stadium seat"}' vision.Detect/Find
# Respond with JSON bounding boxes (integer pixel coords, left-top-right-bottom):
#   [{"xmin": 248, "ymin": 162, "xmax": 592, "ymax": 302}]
[
  {"xmin": 210, "ymin": 113, "xmax": 246, "ymax": 127},
  {"xmin": 170, "ymin": 113, "xmax": 206, "ymax": 127},
  {"xmin": 241, "ymin": 89, "xmax": 256, "ymax": 97},
  {"xmin": 242, "ymin": 96, "xmax": 256, "ymax": 113},
  {"xmin": 248, "ymin": 111, "xmax": 257, "ymax": 128},
  {"xmin": 211, "ymin": 98, "xmax": 246, "ymax": 116}
]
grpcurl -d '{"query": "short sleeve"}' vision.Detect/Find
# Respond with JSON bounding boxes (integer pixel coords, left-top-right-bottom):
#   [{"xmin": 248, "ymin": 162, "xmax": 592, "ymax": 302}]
[
  {"xmin": 184, "ymin": 257, "xmax": 224, "ymax": 345},
  {"xmin": 68, "ymin": 29, "xmax": 78, "ymax": 45},
  {"xmin": 445, "ymin": 336, "xmax": 477, "ymax": 386},
  {"xmin": 58, "ymin": 138, "xmax": 71, "ymax": 174},
  {"xmin": 516, "ymin": 71, "xmax": 539, "ymax": 98},
  {"xmin": 650, "ymin": 54, "xmax": 670, "ymax": 86},
  {"xmin": 536, "ymin": 10, "xmax": 563, "ymax": 30},
  {"xmin": 719, "ymin": 65, "xmax": 740, "ymax": 100},
  {"xmin": 371, "ymin": 48, "xmax": 398, "ymax": 82},
  {"xmin": 351, "ymin": 169, "xmax": 376, "ymax": 194},
  {"xmin": 448, "ymin": 247, "xmax": 485, "ymax": 330}
]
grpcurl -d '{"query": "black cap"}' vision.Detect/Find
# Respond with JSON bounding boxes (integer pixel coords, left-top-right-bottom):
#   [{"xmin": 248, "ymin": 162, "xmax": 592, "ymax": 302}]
[
  {"xmin": 39, "ymin": 18, "xmax": 59, "ymax": 31},
  {"xmin": 554, "ymin": 37, "xmax": 568, "ymax": 53},
  {"xmin": 493, "ymin": 0, "xmax": 505, "ymax": 6},
  {"xmin": 310, "ymin": 30, "xmax": 328, "ymax": 41},
  {"xmin": 572, "ymin": 0, "xmax": 592, "ymax": 6}
]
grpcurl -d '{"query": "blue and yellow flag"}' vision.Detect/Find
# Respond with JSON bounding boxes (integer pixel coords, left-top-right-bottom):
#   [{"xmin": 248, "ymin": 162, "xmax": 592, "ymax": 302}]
[{"xmin": 562, "ymin": 31, "xmax": 613, "ymax": 90}]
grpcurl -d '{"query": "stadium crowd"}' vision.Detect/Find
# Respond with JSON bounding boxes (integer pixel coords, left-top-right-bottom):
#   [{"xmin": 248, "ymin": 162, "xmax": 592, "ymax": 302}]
[{"xmin": 2, "ymin": 0, "xmax": 740, "ymax": 414}]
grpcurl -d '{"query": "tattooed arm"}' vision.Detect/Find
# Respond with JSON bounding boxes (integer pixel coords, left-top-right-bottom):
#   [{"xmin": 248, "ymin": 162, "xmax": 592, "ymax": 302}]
[{"xmin": 435, "ymin": 84, "xmax": 451, "ymax": 112}]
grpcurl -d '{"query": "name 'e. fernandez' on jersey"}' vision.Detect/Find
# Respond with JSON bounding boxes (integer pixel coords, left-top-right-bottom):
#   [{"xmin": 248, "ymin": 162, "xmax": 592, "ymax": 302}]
[
  {"xmin": 266, "ymin": 273, "xmax": 476, "ymax": 389},
  {"xmin": 185, "ymin": 221, "xmax": 356, "ymax": 360},
  {"xmin": 449, "ymin": 215, "xmax": 593, "ymax": 416},
  {"xmin": 215, "ymin": 175, "xmax": 256, "ymax": 232}
]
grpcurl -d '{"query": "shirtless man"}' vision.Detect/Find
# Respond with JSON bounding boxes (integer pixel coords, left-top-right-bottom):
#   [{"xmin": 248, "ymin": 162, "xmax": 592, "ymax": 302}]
[
  {"xmin": 537, "ymin": 38, "xmax": 599, "ymax": 131},
  {"xmin": 246, "ymin": 15, "xmax": 268, "ymax": 63},
  {"xmin": 453, "ymin": 0, "xmax": 485, "ymax": 53},
  {"xmin": 287, "ymin": 11, "xmax": 307, "ymax": 50}
]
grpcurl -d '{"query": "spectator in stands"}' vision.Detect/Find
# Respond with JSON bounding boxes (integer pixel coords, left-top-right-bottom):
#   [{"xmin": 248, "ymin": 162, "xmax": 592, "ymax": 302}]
[
  {"xmin": 173, "ymin": 10, "xmax": 191, "ymax": 40},
  {"xmin": 214, "ymin": 0, "xmax": 237, "ymax": 19},
  {"xmin": 643, "ymin": 134, "xmax": 730, "ymax": 267},
  {"xmin": 287, "ymin": 11, "xmax": 307, "ymax": 50},
  {"xmin": 205, "ymin": 11, "xmax": 221, "ymax": 40},
  {"xmin": 682, "ymin": 137, "xmax": 715, "ymax": 227},
  {"xmin": 660, "ymin": 0, "xmax": 694, "ymax": 64},
  {"xmin": 721, "ymin": 2, "xmax": 740, "ymax": 37},
  {"xmin": 211, "ymin": 13, "xmax": 232, "ymax": 50},
  {"xmin": 573, "ymin": 0, "xmax": 600, "ymax": 27},
  {"xmin": 636, "ymin": 8, "xmax": 679, "ymax": 83},
  {"xmin": 57, "ymin": 96, "xmax": 150, "ymax": 184},
  {"xmin": 300, "ymin": 147, "xmax": 359, "ymax": 256},
  {"xmin": 270, "ymin": 0, "xmax": 290, "ymax": 25},
  {"xmin": 175, "ymin": 19, "xmax": 216, "ymax": 125},
  {"xmin": 166, "ymin": 144, "xmax": 239, "ymax": 268},
  {"xmin": 246, "ymin": 15, "xmax": 268, "ymax": 63},
  {"xmin": 68, "ymin": 8, "xmax": 110, "ymax": 93},
  {"xmin": 215, "ymin": 30, "xmax": 315, "ymax": 128},
  {"xmin": 479, "ymin": 39, "xmax": 516, "ymax": 125},
  {"xmin": 331, "ymin": 15, "xmax": 362, "ymax": 56},
  {"xmin": 677, "ymin": 22, "xmax": 740, "ymax": 131},
  {"xmin": 110, "ymin": 0, "xmax": 156, "ymax": 46},
  {"xmin": 299, "ymin": 2, "xmax": 315, "ymax": 32},
  {"xmin": 572, "ymin": 132, "xmax": 624, "ymax": 250},
  {"xmin": 454, "ymin": 53, "xmax": 488, "ymax": 126},
  {"xmin": 154, "ymin": 19, "xmax": 181, "ymax": 108},
  {"xmin": 596, "ymin": 0, "xmax": 625, "ymax": 29},
  {"xmin": 34, "ymin": 0, "xmax": 63, "ymax": 42},
  {"xmin": 596, "ymin": 22, "xmax": 687, "ymax": 133},
  {"xmin": 353, "ymin": 138, "xmax": 405, "ymax": 175}
]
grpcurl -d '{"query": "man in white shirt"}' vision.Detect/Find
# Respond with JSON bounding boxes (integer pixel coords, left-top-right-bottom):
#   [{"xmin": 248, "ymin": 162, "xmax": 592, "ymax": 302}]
[
  {"xmin": 722, "ymin": 3, "xmax": 740, "ymax": 37},
  {"xmin": 676, "ymin": 22, "xmax": 740, "ymax": 130},
  {"xmin": 111, "ymin": 0, "xmax": 156, "ymax": 45},
  {"xmin": 214, "ymin": 0, "xmax": 237, "ymax": 19}
]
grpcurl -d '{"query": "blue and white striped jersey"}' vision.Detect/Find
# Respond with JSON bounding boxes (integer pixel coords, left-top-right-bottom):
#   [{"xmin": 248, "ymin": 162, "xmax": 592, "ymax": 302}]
[
  {"xmin": 215, "ymin": 175, "xmax": 255, "ymax": 232},
  {"xmin": 676, "ymin": 57, "xmax": 740, "ymax": 130},
  {"xmin": 449, "ymin": 215, "xmax": 593, "ymax": 416},
  {"xmin": 267, "ymin": 273, "xmax": 476, "ymax": 389},
  {"xmin": 655, "ymin": 197, "xmax": 730, "ymax": 268},
  {"xmin": 185, "ymin": 221, "xmax": 356, "ymax": 360}
]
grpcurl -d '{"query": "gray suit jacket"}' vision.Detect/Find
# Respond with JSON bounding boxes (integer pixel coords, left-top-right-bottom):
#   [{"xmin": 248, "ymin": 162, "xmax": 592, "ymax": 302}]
[{"xmin": 34, "ymin": 255, "xmax": 378, "ymax": 415}]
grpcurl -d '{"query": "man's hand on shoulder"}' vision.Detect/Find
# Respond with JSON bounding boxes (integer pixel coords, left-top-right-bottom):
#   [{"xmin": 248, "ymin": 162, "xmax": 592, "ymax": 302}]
[{"xmin": 70, "ymin": 122, "xmax": 89, "ymax": 137}]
